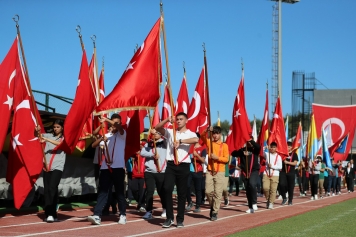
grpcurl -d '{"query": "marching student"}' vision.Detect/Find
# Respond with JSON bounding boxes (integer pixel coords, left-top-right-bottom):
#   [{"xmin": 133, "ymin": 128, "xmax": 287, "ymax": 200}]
[
  {"xmin": 35, "ymin": 119, "xmax": 66, "ymax": 223},
  {"xmin": 231, "ymin": 137, "xmax": 261, "ymax": 213},
  {"xmin": 279, "ymin": 142, "xmax": 298, "ymax": 205},
  {"xmin": 263, "ymin": 142, "xmax": 282, "ymax": 209},
  {"xmin": 202, "ymin": 126, "xmax": 229, "ymax": 221},
  {"xmin": 140, "ymin": 130, "xmax": 167, "ymax": 219},
  {"xmin": 87, "ymin": 114, "xmax": 127, "ymax": 225},
  {"xmin": 309, "ymin": 155, "xmax": 321, "ymax": 200},
  {"xmin": 318, "ymin": 158, "xmax": 326, "ymax": 198},
  {"xmin": 228, "ymin": 157, "xmax": 241, "ymax": 196},
  {"xmin": 336, "ymin": 161, "xmax": 344, "ymax": 194},
  {"xmin": 344, "ymin": 162, "xmax": 355, "ymax": 193},
  {"xmin": 222, "ymin": 157, "xmax": 231, "ymax": 207},
  {"xmin": 155, "ymin": 113, "xmax": 198, "ymax": 228}
]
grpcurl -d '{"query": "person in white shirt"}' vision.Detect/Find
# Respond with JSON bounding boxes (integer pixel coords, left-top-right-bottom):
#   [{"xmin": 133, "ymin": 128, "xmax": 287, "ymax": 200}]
[
  {"xmin": 263, "ymin": 142, "xmax": 282, "ymax": 209},
  {"xmin": 87, "ymin": 114, "xmax": 127, "ymax": 225},
  {"xmin": 155, "ymin": 112, "xmax": 198, "ymax": 228}
]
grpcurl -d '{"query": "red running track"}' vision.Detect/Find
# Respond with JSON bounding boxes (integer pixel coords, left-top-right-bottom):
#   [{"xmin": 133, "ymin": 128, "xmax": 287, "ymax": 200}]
[{"xmin": 0, "ymin": 188, "xmax": 354, "ymax": 237}]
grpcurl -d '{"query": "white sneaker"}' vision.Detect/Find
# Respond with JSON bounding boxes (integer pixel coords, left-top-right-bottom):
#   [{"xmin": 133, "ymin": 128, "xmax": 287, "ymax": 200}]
[
  {"xmin": 314, "ymin": 195, "xmax": 318, "ymax": 200},
  {"xmin": 46, "ymin": 216, "xmax": 54, "ymax": 223},
  {"xmin": 161, "ymin": 209, "xmax": 166, "ymax": 218},
  {"xmin": 332, "ymin": 193, "xmax": 335, "ymax": 196},
  {"xmin": 252, "ymin": 204, "xmax": 258, "ymax": 211},
  {"xmin": 87, "ymin": 215, "xmax": 101, "ymax": 225},
  {"xmin": 277, "ymin": 195, "xmax": 282, "ymax": 200},
  {"xmin": 245, "ymin": 208, "xmax": 254, "ymax": 213},
  {"xmin": 268, "ymin": 203, "xmax": 274, "ymax": 209},
  {"xmin": 310, "ymin": 196, "xmax": 315, "ymax": 200},
  {"xmin": 338, "ymin": 192, "xmax": 341, "ymax": 195},
  {"xmin": 327, "ymin": 192, "xmax": 330, "ymax": 196},
  {"xmin": 118, "ymin": 215, "xmax": 126, "ymax": 225}
]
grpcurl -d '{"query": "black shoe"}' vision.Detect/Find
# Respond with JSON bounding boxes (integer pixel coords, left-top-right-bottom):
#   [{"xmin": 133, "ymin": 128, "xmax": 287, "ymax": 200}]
[
  {"xmin": 288, "ymin": 201, "xmax": 292, "ymax": 205},
  {"xmin": 176, "ymin": 222, "xmax": 184, "ymax": 228},
  {"xmin": 186, "ymin": 202, "xmax": 193, "ymax": 211},
  {"xmin": 224, "ymin": 198, "xmax": 229, "ymax": 206},
  {"xmin": 162, "ymin": 219, "xmax": 174, "ymax": 228},
  {"xmin": 281, "ymin": 199, "xmax": 287, "ymax": 205},
  {"xmin": 211, "ymin": 213, "xmax": 218, "ymax": 221},
  {"xmin": 193, "ymin": 206, "xmax": 201, "ymax": 213}
]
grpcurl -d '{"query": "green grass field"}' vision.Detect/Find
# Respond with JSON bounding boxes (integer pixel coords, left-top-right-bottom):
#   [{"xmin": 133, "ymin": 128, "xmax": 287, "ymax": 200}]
[{"xmin": 229, "ymin": 198, "xmax": 356, "ymax": 237}]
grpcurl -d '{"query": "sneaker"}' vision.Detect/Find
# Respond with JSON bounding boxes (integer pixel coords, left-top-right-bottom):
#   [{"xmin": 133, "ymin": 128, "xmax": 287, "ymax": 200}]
[
  {"xmin": 143, "ymin": 211, "xmax": 153, "ymax": 220},
  {"xmin": 176, "ymin": 222, "xmax": 184, "ymax": 228},
  {"xmin": 320, "ymin": 196, "xmax": 324, "ymax": 199},
  {"xmin": 87, "ymin": 215, "xmax": 101, "ymax": 225},
  {"xmin": 162, "ymin": 219, "xmax": 174, "ymax": 228},
  {"xmin": 277, "ymin": 195, "xmax": 282, "ymax": 200},
  {"xmin": 332, "ymin": 193, "xmax": 335, "ymax": 196},
  {"xmin": 310, "ymin": 196, "xmax": 315, "ymax": 200},
  {"xmin": 186, "ymin": 202, "xmax": 193, "ymax": 211},
  {"xmin": 338, "ymin": 191, "xmax": 341, "ymax": 195},
  {"xmin": 245, "ymin": 208, "xmax": 254, "ymax": 214},
  {"xmin": 193, "ymin": 206, "xmax": 201, "ymax": 213},
  {"xmin": 314, "ymin": 195, "xmax": 318, "ymax": 200},
  {"xmin": 46, "ymin": 216, "xmax": 54, "ymax": 223},
  {"xmin": 139, "ymin": 207, "xmax": 146, "ymax": 212},
  {"xmin": 301, "ymin": 193, "xmax": 306, "ymax": 197},
  {"xmin": 288, "ymin": 201, "xmax": 292, "ymax": 205},
  {"xmin": 299, "ymin": 192, "xmax": 303, "ymax": 196},
  {"xmin": 327, "ymin": 192, "xmax": 330, "ymax": 196},
  {"xmin": 118, "ymin": 215, "xmax": 127, "ymax": 225},
  {"xmin": 266, "ymin": 201, "xmax": 270, "ymax": 209},
  {"xmin": 252, "ymin": 204, "xmax": 258, "ymax": 211},
  {"xmin": 211, "ymin": 213, "xmax": 218, "ymax": 221},
  {"xmin": 281, "ymin": 199, "xmax": 287, "ymax": 205},
  {"xmin": 228, "ymin": 193, "xmax": 233, "ymax": 196},
  {"xmin": 348, "ymin": 190, "xmax": 351, "ymax": 193},
  {"xmin": 224, "ymin": 198, "xmax": 229, "ymax": 206},
  {"xmin": 268, "ymin": 203, "xmax": 274, "ymax": 209},
  {"xmin": 56, "ymin": 204, "xmax": 60, "ymax": 212},
  {"xmin": 161, "ymin": 209, "xmax": 166, "ymax": 218}
]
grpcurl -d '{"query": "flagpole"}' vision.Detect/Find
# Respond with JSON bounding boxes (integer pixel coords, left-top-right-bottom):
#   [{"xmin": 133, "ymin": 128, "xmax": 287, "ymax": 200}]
[
  {"xmin": 203, "ymin": 43, "xmax": 215, "ymax": 174},
  {"xmin": 160, "ymin": 2, "xmax": 178, "ymax": 164},
  {"xmin": 147, "ymin": 109, "xmax": 161, "ymax": 172},
  {"xmin": 91, "ymin": 35, "xmax": 100, "ymax": 104},
  {"xmin": 13, "ymin": 15, "xmax": 49, "ymax": 171}
]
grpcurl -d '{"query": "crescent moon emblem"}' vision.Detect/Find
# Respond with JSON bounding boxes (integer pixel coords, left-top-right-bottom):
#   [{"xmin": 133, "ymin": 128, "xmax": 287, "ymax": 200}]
[
  {"xmin": 188, "ymin": 91, "xmax": 201, "ymax": 121},
  {"xmin": 15, "ymin": 100, "xmax": 30, "ymax": 112},
  {"xmin": 322, "ymin": 117, "xmax": 345, "ymax": 141},
  {"xmin": 163, "ymin": 102, "xmax": 172, "ymax": 117},
  {"xmin": 182, "ymin": 101, "xmax": 188, "ymax": 114},
  {"xmin": 9, "ymin": 69, "xmax": 16, "ymax": 88}
]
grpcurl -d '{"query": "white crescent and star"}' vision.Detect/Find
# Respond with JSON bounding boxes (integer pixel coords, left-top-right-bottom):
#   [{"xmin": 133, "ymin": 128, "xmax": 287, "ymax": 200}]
[
  {"xmin": 8, "ymin": 69, "xmax": 16, "ymax": 88},
  {"xmin": 3, "ymin": 95, "xmax": 13, "ymax": 110},
  {"xmin": 125, "ymin": 61, "xmax": 136, "ymax": 73},
  {"xmin": 234, "ymin": 109, "xmax": 241, "ymax": 118},
  {"xmin": 163, "ymin": 102, "xmax": 172, "ymax": 117},
  {"xmin": 322, "ymin": 117, "xmax": 345, "ymax": 141},
  {"xmin": 12, "ymin": 133, "xmax": 23, "ymax": 150}
]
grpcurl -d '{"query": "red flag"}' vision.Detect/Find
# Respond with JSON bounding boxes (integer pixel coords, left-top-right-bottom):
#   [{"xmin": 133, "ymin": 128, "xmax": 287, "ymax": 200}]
[
  {"xmin": 161, "ymin": 83, "xmax": 172, "ymax": 128},
  {"xmin": 57, "ymin": 50, "xmax": 97, "ymax": 154},
  {"xmin": 96, "ymin": 17, "xmax": 162, "ymax": 113},
  {"xmin": 313, "ymin": 103, "xmax": 356, "ymax": 161},
  {"xmin": 175, "ymin": 74, "xmax": 189, "ymax": 115},
  {"xmin": 93, "ymin": 68, "xmax": 108, "ymax": 136},
  {"xmin": 328, "ymin": 132, "xmax": 349, "ymax": 158},
  {"xmin": 0, "ymin": 37, "xmax": 18, "ymax": 152},
  {"xmin": 268, "ymin": 97, "xmax": 288, "ymax": 158},
  {"xmin": 225, "ymin": 74, "xmax": 251, "ymax": 153},
  {"xmin": 6, "ymin": 52, "xmax": 43, "ymax": 209},
  {"xmin": 187, "ymin": 67, "xmax": 208, "ymax": 133},
  {"xmin": 257, "ymin": 88, "xmax": 269, "ymax": 157},
  {"xmin": 152, "ymin": 104, "xmax": 160, "ymax": 128},
  {"xmin": 292, "ymin": 122, "xmax": 302, "ymax": 151}
]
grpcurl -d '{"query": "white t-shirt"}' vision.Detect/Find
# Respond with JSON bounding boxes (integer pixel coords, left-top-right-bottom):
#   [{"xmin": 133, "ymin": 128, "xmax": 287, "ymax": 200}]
[
  {"xmin": 165, "ymin": 128, "xmax": 197, "ymax": 163},
  {"xmin": 101, "ymin": 130, "xmax": 126, "ymax": 169},
  {"xmin": 93, "ymin": 132, "xmax": 112, "ymax": 164},
  {"xmin": 264, "ymin": 152, "xmax": 283, "ymax": 176}
]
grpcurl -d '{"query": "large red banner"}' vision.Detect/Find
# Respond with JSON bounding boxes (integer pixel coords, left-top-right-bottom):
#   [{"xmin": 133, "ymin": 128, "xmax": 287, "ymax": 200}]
[{"xmin": 312, "ymin": 103, "xmax": 356, "ymax": 161}]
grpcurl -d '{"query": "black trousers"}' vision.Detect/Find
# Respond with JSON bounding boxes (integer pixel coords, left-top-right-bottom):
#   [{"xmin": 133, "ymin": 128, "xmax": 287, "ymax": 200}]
[
  {"xmin": 201, "ymin": 174, "xmax": 206, "ymax": 203},
  {"xmin": 309, "ymin": 174, "xmax": 319, "ymax": 196},
  {"xmin": 336, "ymin": 177, "xmax": 342, "ymax": 193},
  {"xmin": 163, "ymin": 161, "xmax": 190, "ymax": 223},
  {"xmin": 241, "ymin": 171, "xmax": 259, "ymax": 208},
  {"xmin": 323, "ymin": 176, "xmax": 329, "ymax": 193},
  {"xmin": 186, "ymin": 171, "xmax": 203, "ymax": 207},
  {"xmin": 43, "ymin": 170, "xmax": 62, "ymax": 218},
  {"xmin": 144, "ymin": 172, "xmax": 166, "ymax": 212},
  {"xmin": 279, "ymin": 171, "xmax": 295, "ymax": 202},
  {"xmin": 297, "ymin": 170, "xmax": 306, "ymax": 194},
  {"xmin": 126, "ymin": 172, "xmax": 134, "ymax": 200},
  {"xmin": 94, "ymin": 168, "xmax": 126, "ymax": 217},
  {"xmin": 130, "ymin": 178, "xmax": 146, "ymax": 208},
  {"xmin": 228, "ymin": 176, "xmax": 240, "ymax": 195}
]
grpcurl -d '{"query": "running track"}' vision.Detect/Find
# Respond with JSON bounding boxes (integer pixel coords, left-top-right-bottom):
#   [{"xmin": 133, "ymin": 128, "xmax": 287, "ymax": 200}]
[{"xmin": 1, "ymin": 189, "xmax": 354, "ymax": 237}]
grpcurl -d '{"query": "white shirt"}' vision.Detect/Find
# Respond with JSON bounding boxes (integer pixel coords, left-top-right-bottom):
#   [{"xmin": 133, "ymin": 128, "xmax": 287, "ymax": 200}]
[
  {"xmin": 101, "ymin": 130, "xmax": 126, "ymax": 169},
  {"xmin": 165, "ymin": 128, "xmax": 197, "ymax": 163},
  {"xmin": 264, "ymin": 152, "xmax": 283, "ymax": 176},
  {"xmin": 93, "ymin": 132, "xmax": 112, "ymax": 164}
]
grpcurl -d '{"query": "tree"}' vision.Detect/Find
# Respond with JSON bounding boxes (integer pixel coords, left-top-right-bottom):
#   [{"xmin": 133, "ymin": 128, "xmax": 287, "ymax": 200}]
[{"xmin": 213, "ymin": 119, "xmax": 230, "ymax": 136}]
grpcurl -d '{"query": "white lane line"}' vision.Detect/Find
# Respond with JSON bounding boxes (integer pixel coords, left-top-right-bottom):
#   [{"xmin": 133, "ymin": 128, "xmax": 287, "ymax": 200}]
[{"xmin": 1, "ymin": 208, "xmax": 90, "ymax": 219}]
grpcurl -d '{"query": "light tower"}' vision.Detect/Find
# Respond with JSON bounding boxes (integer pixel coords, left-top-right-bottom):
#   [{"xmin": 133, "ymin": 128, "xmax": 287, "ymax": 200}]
[{"xmin": 271, "ymin": 0, "xmax": 299, "ymax": 111}]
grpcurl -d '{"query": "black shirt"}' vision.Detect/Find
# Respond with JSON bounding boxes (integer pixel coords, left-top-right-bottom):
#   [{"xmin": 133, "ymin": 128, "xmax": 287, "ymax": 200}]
[{"xmin": 281, "ymin": 152, "xmax": 298, "ymax": 173}]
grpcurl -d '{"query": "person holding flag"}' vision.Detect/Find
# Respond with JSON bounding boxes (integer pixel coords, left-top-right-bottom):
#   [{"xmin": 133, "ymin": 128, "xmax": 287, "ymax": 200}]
[
  {"xmin": 309, "ymin": 155, "xmax": 322, "ymax": 200},
  {"xmin": 35, "ymin": 120, "xmax": 66, "ymax": 223}
]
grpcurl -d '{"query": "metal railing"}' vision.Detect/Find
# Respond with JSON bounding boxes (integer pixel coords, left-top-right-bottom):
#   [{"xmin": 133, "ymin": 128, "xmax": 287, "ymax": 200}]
[{"xmin": 32, "ymin": 90, "xmax": 73, "ymax": 114}]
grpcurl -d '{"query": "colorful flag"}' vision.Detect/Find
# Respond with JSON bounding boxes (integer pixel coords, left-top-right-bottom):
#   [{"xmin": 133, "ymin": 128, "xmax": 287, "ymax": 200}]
[
  {"xmin": 322, "ymin": 127, "xmax": 332, "ymax": 169},
  {"xmin": 257, "ymin": 88, "xmax": 269, "ymax": 157},
  {"xmin": 175, "ymin": 74, "xmax": 189, "ymax": 115},
  {"xmin": 225, "ymin": 72, "xmax": 251, "ymax": 153},
  {"xmin": 268, "ymin": 97, "xmax": 288, "ymax": 158},
  {"xmin": 187, "ymin": 67, "xmax": 208, "ymax": 133},
  {"xmin": 57, "ymin": 50, "xmax": 97, "ymax": 154},
  {"xmin": 307, "ymin": 113, "xmax": 319, "ymax": 161},
  {"xmin": 0, "ymin": 37, "xmax": 18, "ymax": 152},
  {"xmin": 96, "ymin": 17, "xmax": 162, "ymax": 113}
]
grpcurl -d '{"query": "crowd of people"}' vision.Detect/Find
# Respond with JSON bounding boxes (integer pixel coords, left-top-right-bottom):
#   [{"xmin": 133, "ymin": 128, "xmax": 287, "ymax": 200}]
[{"xmin": 40, "ymin": 112, "xmax": 355, "ymax": 228}]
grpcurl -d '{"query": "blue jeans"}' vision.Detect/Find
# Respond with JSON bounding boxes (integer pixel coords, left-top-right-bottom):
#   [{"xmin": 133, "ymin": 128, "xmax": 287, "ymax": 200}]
[{"xmin": 328, "ymin": 176, "xmax": 336, "ymax": 193}]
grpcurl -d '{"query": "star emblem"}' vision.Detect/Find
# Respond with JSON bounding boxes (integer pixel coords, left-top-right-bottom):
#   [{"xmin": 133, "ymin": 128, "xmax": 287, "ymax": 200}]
[
  {"xmin": 3, "ymin": 95, "xmax": 13, "ymax": 110},
  {"xmin": 273, "ymin": 113, "xmax": 279, "ymax": 119},
  {"xmin": 12, "ymin": 133, "xmax": 23, "ymax": 150},
  {"xmin": 234, "ymin": 109, "xmax": 241, "ymax": 118},
  {"xmin": 125, "ymin": 61, "xmax": 136, "ymax": 73},
  {"xmin": 77, "ymin": 79, "xmax": 81, "ymax": 87}
]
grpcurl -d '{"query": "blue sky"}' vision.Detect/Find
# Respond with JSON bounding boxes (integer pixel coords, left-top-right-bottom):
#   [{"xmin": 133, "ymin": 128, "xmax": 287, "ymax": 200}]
[{"xmin": 1, "ymin": 0, "xmax": 355, "ymax": 125}]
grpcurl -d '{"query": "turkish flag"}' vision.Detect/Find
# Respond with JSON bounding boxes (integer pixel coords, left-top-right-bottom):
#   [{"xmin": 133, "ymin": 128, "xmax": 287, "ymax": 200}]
[
  {"xmin": 292, "ymin": 122, "xmax": 302, "ymax": 151},
  {"xmin": 152, "ymin": 104, "xmax": 160, "ymax": 128},
  {"xmin": 257, "ymin": 89, "xmax": 269, "ymax": 157},
  {"xmin": 57, "ymin": 50, "xmax": 97, "ymax": 154},
  {"xmin": 93, "ymin": 68, "xmax": 108, "ymax": 136},
  {"xmin": 96, "ymin": 17, "xmax": 162, "ymax": 113},
  {"xmin": 175, "ymin": 75, "xmax": 189, "ymax": 115},
  {"xmin": 161, "ymin": 83, "xmax": 172, "ymax": 128},
  {"xmin": 313, "ymin": 103, "xmax": 356, "ymax": 161},
  {"xmin": 7, "ymin": 54, "xmax": 43, "ymax": 209},
  {"xmin": 225, "ymin": 75, "xmax": 251, "ymax": 153},
  {"xmin": 187, "ymin": 67, "xmax": 208, "ymax": 133},
  {"xmin": 0, "ymin": 37, "xmax": 18, "ymax": 152},
  {"xmin": 268, "ymin": 97, "xmax": 288, "ymax": 158},
  {"xmin": 88, "ymin": 54, "xmax": 99, "ymax": 102}
]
